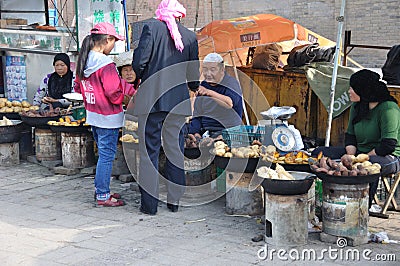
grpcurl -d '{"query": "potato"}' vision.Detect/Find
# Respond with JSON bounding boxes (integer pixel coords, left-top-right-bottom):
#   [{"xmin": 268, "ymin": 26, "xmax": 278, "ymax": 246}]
[
  {"xmin": 341, "ymin": 154, "xmax": 354, "ymax": 170},
  {"xmin": 21, "ymin": 101, "xmax": 30, "ymax": 108},
  {"xmin": 5, "ymin": 107, "xmax": 13, "ymax": 113},
  {"xmin": 12, "ymin": 100, "xmax": 21, "ymax": 107},
  {"xmin": 356, "ymin": 154, "xmax": 369, "ymax": 163},
  {"xmin": 372, "ymin": 163, "xmax": 381, "ymax": 170},
  {"xmin": 352, "ymin": 162, "xmax": 362, "ymax": 170},
  {"xmin": 361, "ymin": 161, "xmax": 372, "ymax": 167},
  {"xmin": 235, "ymin": 151, "xmax": 245, "ymax": 158},
  {"xmin": 223, "ymin": 152, "xmax": 233, "ymax": 158},
  {"xmin": 214, "ymin": 141, "xmax": 225, "ymax": 148},
  {"xmin": 12, "ymin": 106, "xmax": 22, "ymax": 113},
  {"xmin": 367, "ymin": 166, "xmax": 381, "ymax": 174},
  {"xmin": 6, "ymin": 101, "xmax": 12, "ymax": 108},
  {"xmin": 216, "ymin": 148, "xmax": 226, "ymax": 157},
  {"xmin": 265, "ymin": 145, "xmax": 276, "ymax": 155},
  {"xmin": 0, "ymin": 101, "xmax": 4, "ymax": 108}
]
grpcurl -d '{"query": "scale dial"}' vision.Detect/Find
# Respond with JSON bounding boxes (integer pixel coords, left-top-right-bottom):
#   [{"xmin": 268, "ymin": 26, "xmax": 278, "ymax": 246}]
[{"xmin": 271, "ymin": 126, "xmax": 296, "ymax": 152}]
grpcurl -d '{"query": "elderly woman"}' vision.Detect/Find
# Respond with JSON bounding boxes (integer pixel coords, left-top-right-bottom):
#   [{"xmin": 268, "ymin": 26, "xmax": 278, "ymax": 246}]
[
  {"xmin": 33, "ymin": 53, "xmax": 74, "ymax": 109},
  {"xmin": 313, "ymin": 69, "xmax": 400, "ymax": 207},
  {"xmin": 114, "ymin": 51, "xmax": 136, "ymax": 83},
  {"xmin": 114, "ymin": 51, "xmax": 136, "ymax": 106}
]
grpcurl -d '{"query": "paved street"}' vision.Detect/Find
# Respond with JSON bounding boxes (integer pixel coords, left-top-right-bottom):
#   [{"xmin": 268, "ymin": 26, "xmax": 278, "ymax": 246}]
[{"xmin": 0, "ymin": 161, "xmax": 399, "ymax": 265}]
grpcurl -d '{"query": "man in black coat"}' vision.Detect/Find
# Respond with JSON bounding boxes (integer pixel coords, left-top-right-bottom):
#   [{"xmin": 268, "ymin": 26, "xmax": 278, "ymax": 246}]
[{"xmin": 132, "ymin": 0, "xmax": 200, "ymax": 215}]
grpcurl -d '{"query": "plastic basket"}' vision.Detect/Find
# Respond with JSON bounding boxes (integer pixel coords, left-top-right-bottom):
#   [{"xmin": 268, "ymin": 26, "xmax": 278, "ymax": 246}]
[
  {"xmin": 222, "ymin": 125, "xmax": 265, "ymax": 147},
  {"xmin": 72, "ymin": 107, "xmax": 86, "ymax": 120}
]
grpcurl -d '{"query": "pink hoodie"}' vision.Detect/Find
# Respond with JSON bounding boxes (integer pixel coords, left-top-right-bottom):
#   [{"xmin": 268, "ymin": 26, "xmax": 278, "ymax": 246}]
[{"xmin": 74, "ymin": 51, "xmax": 136, "ymax": 128}]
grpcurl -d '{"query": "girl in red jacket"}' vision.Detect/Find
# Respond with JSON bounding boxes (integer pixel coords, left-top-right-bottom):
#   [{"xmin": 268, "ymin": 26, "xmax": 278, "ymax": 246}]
[{"xmin": 74, "ymin": 22, "xmax": 136, "ymax": 207}]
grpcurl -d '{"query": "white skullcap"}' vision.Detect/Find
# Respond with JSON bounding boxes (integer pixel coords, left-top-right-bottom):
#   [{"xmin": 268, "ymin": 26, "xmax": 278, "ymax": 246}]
[
  {"xmin": 113, "ymin": 51, "xmax": 133, "ymax": 68},
  {"xmin": 203, "ymin": 53, "xmax": 224, "ymax": 63}
]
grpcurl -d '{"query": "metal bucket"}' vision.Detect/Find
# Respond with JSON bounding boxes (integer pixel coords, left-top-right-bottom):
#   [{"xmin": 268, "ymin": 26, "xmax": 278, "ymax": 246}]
[
  {"xmin": 0, "ymin": 142, "xmax": 20, "ymax": 166},
  {"xmin": 225, "ymin": 171, "xmax": 264, "ymax": 216},
  {"xmin": 184, "ymin": 155, "xmax": 214, "ymax": 186},
  {"xmin": 322, "ymin": 182, "xmax": 369, "ymax": 238},
  {"xmin": 19, "ymin": 125, "xmax": 33, "ymax": 160},
  {"xmin": 112, "ymin": 142, "xmax": 130, "ymax": 175},
  {"xmin": 265, "ymin": 193, "xmax": 308, "ymax": 247},
  {"xmin": 61, "ymin": 132, "xmax": 95, "ymax": 169},
  {"xmin": 35, "ymin": 128, "xmax": 61, "ymax": 161}
]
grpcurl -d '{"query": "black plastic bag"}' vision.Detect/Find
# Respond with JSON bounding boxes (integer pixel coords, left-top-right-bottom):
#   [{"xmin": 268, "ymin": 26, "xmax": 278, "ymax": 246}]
[{"xmin": 382, "ymin": 45, "xmax": 400, "ymax": 85}]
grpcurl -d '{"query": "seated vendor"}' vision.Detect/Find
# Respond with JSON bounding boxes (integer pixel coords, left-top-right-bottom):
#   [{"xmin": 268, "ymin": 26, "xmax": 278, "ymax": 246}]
[
  {"xmin": 113, "ymin": 51, "xmax": 136, "ymax": 106},
  {"xmin": 187, "ymin": 53, "xmax": 243, "ymax": 142},
  {"xmin": 32, "ymin": 53, "xmax": 74, "ymax": 109},
  {"xmin": 312, "ymin": 69, "xmax": 400, "ymax": 208},
  {"xmin": 114, "ymin": 51, "xmax": 136, "ymax": 84}
]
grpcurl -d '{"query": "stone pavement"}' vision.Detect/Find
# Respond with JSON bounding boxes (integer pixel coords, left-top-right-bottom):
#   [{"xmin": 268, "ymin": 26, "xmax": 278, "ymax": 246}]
[{"xmin": 0, "ymin": 161, "xmax": 399, "ymax": 265}]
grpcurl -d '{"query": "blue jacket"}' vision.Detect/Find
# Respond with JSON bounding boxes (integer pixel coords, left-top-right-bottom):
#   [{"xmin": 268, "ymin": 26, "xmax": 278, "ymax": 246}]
[{"xmin": 189, "ymin": 74, "xmax": 243, "ymax": 134}]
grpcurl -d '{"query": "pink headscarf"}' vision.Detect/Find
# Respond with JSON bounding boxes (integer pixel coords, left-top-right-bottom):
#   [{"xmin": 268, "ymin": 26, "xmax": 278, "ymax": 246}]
[{"xmin": 155, "ymin": 0, "xmax": 186, "ymax": 52}]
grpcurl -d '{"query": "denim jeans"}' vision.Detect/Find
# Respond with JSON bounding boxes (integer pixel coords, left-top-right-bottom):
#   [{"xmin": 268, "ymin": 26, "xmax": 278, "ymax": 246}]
[{"xmin": 92, "ymin": 126, "xmax": 119, "ymax": 200}]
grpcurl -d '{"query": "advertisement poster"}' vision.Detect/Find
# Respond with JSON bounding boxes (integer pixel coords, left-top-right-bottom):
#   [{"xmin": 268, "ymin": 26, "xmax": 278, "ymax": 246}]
[
  {"xmin": 77, "ymin": 0, "xmax": 126, "ymax": 53},
  {"xmin": 5, "ymin": 56, "xmax": 27, "ymax": 101}
]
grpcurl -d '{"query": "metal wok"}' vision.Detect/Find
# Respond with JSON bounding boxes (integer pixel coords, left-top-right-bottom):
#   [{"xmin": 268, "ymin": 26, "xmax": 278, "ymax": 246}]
[
  {"xmin": 0, "ymin": 120, "xmax": 24, "ymax": 143},
  {"xmin": 20, "ymin": 114, "xmax": 60, "ymax": 129},
  {"xmin": 311, "ymin": 170, "xmax": 380, "ymax": 185},
  {"xmin": 261, "ymin": 171, "xmax": 315, "ymax": 195}
]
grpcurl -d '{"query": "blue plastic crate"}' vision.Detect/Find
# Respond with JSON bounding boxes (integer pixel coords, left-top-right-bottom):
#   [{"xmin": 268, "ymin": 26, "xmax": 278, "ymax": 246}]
[{"xmin": 222, "ymin": 125, "xmax": 265, "ymax": 147}]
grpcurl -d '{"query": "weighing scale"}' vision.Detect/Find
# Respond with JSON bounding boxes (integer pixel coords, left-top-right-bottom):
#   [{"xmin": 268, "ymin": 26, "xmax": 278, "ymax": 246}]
[
  {"xmin": 63, "ymin": 93, "xmax": 86, "ymax": 120},
  {"xmin": 260, "ymin": 106, "xmax": 303, "ymax": 152}
]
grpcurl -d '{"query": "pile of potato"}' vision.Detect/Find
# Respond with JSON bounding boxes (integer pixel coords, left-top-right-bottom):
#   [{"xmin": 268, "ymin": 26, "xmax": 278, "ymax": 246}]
[
  {"xmin": 124, "ymin": 120, "xmax": 138, "ymax": 131},
  {"xmin": 211, "ymin": 140, "xmax": 314, "ymax": 165},
  {"xmin": 310, "ymin": 153, "xmax": 381, "ymax": 176},
  {"xmin": 212, "ymin": 140, "xmax": 275, "ymax": 158},
  {"xmin": 0, "ymin": 98, "xmax": 37, "ymax": 113},
  {"xmin": 120, "ymin": 134, "xmax": 138, "ymax": 143}
]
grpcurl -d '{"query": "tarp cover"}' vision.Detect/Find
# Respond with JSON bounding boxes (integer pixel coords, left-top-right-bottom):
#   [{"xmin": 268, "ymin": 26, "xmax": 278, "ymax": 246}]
[{"xmin": 305, "ymin": 62, "xmax": 358, "ymax": 118}]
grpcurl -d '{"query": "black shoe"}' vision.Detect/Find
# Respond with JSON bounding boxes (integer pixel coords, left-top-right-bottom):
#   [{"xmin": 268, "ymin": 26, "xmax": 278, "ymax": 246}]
[
  {"xmin": 167, "ymin": 203, "xmax": 179, "ymax": 212},
  {"xmin": 140, "ymin": 206, "xmax": 157, "ymax": 216}
]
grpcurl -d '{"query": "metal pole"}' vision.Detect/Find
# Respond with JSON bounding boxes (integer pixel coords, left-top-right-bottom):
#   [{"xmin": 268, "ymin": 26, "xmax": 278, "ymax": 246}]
[
  {"xmin": 229, "ymin": 51, "xmax": 250, "ymax": 125},
  {"xmin": 122, "ymin": 0, "xmax": 130, "ymax": 51},
  {"xmin": 325, "ymin": 0, "xmax": 346, "ymax": 146}
]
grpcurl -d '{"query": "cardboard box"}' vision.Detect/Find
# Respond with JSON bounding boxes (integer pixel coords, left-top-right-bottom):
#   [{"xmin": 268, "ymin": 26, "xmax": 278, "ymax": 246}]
[{"xmin": 0, "ymin": 19, "xmax": 28, "ymax": 28}]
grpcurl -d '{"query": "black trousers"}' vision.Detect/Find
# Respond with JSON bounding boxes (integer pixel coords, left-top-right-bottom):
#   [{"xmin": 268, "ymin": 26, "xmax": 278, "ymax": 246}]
[
  {"xmin": 312, "ymin": 146, "xmax": 400, "ymax": 207},
  {"xmin": 138, "ymin": 112, "xmax": 186, "ymax": 213}
]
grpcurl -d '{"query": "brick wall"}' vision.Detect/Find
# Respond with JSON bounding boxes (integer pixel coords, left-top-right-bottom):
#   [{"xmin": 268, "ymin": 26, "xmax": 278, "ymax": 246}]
[{"xmin": 130, "ymin": 0, "xmax": 399, "ymax": 68}]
